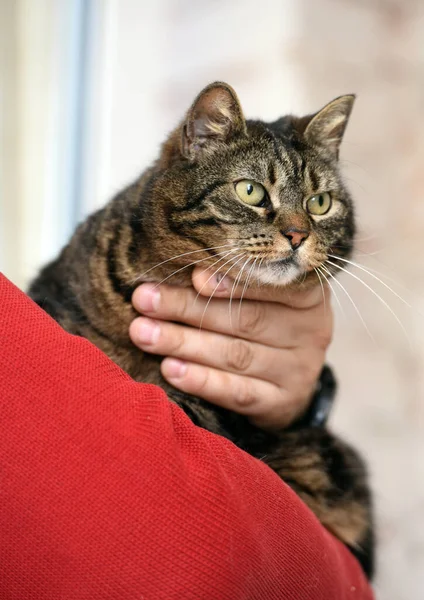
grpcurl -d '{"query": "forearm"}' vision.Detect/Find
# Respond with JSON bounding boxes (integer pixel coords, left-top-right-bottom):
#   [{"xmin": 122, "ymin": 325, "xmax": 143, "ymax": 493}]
[{"xmin": 0, "ymin": 274, "xmax": 374, "ymax": 599}]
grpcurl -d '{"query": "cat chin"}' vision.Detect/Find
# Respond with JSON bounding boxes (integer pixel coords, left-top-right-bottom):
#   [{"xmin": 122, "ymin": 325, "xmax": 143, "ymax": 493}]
[{"xmin": 252, "ymin": 263, "xmax": 301, "ymax": 288}]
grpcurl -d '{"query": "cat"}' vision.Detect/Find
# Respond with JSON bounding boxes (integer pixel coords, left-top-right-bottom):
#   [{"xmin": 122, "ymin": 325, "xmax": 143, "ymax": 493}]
[{"xmin": 28, "ymin": 82, "xmax": 374, "ymax": 578}]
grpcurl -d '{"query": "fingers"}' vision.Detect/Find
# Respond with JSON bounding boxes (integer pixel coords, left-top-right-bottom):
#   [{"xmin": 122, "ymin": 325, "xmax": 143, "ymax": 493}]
[
  {"xmin": 159, "ymin": 358, "xmax": 307, "ymax": 429},
  {"xmin": 191, "ymin": 265, "xmax": 327, "ymax": 309},
  {"xmin": 129, "ymin": 311, "xmax": 323, "ymax": 429},
  {"xmin": 130, "ymin": 270, "xmax": 333, "ymax": 430},
  {"xmin": 131, "ymin": 283, "xmax": 332, "ymax": 350},
  {"xmin": 129, "ymin": 315, "xmax": 309, "ymax": 386}
]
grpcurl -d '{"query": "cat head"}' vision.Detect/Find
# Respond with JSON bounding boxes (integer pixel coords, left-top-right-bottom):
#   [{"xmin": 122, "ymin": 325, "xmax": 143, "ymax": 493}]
[{"xmin": 153, "ymin": 82, "xmax": 355, "ymax": 288}]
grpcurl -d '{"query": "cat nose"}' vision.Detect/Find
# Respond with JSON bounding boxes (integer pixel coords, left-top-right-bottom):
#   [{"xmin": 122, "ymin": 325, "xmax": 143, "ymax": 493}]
[{"xmin": 281, "ymin": 228, "xmax": 309, "ymax": 250}]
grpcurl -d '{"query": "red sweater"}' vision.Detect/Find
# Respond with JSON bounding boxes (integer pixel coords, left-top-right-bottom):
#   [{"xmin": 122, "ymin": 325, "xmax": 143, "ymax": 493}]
[{"xmin": 0, "ymin": 274, "xmax": 374, "ymax": 600}]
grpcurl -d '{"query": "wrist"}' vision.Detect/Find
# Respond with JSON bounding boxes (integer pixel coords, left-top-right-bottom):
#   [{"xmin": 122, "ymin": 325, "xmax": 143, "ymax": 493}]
[{"xmin": 290, "ymin": 365, "xmax": 337, "ymax": 429}]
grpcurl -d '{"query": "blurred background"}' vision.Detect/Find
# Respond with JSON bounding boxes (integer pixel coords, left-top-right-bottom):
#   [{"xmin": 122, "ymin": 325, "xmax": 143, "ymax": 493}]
[{"xmin": 1, "ymin": 0, "xmax": 424, "ymax": 597}]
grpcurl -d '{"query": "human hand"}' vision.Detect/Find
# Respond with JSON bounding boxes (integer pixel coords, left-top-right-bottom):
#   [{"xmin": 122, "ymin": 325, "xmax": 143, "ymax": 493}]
[{"xmin": 129, "ymin": 268, "xmax": 333, "ymax": 430}]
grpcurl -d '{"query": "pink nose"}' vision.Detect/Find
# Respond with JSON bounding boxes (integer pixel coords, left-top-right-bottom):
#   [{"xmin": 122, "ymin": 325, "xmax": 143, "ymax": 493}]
[{"xmin": 282, "ymin": 228, "xmax": 309, "ymax": 250}]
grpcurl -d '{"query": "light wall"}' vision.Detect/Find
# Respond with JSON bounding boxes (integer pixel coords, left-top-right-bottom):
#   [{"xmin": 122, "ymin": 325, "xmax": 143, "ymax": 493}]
[
  {"xmin": 83, "ymin": 0, "xmax": 305, "ymax": 212},
  {"xmin": 0, "ymin": 1, "xmax": 19, "ymax": 281},
  {"xmin": 295, "ymin": 4, "xmax": 424, "ymax": 598},
  {"xmin": 1, "ymin": 1, "xmax": 424, "ymax": 598},
  {"xmin": 0, "ymin": 0, "xmax": 88, "ymax": 288}
]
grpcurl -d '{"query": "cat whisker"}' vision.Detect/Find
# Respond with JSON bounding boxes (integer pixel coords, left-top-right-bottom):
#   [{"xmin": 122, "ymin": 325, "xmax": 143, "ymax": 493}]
[
  {"xmin": 317, "ymin": 266, "xmax": 346, "ymax": 320},
  {"xmin": 314, "ymin": 268, "xmax": 327, "ymax": 313},
  {"xmin": 246, "ymin": 253, "xmax": 263, "ymax": 281},
  {"xmin": 229, "ymin": 256, "xmax": 252, "ymax": 332},
  {"xmin": 340, "ymin": 175, "xmax": 367, "ymax": 195},
  {"xmin": 327, "ymin": 253, "xmax": 413, "ymax": 310},
  {"xmin": 331, "ymin": 245, "xmax": 385, "ymax": 258},
  {"xmin": 151, "ymin": 249, "xmax": 237, "ymax": 289},
  {"xmin": 191, "ymin": 249, "xmax": 242, "ymax": 308},
  {"xmin": 321, "ymin": 263, "xmax": 374, "ymax": 342},
  {"xmin": 326, "ymin": 259, "xmax": 411, "ymax": 346},
  {"xmin": 198, "ymin": 253, "xmax": 248, "ymax": 332},
  {"xmin": 128, "ymin": 243, "xmax": 236, "ymax": 286},
  {"xmin": 254, "ymin": 256, "xmax": 266, "ymax": 290},
  {"xmin": 351, "ymin": 256, "xmax": 424, "ymax": 311},
  {"xmin": 341, "ymin": 250, "xmax": 424, "ymax": 311},
  {"xmin": 339, "ymin": 157, "xmax": 371, "ymax": 176},
  {"xmin": 238, "ymin": 256, "xmax": 260, "ymax": 324}
]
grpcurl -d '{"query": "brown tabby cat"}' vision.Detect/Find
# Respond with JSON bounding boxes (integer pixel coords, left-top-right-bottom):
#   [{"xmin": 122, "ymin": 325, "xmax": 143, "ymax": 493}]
[{"xmin": 29, "ymin": 82, "xmax": 374, "ymax": 577}]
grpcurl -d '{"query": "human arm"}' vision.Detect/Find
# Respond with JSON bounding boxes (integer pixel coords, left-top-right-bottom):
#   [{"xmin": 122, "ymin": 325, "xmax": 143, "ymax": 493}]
[
  {"xmin": 0, "ymin": 273, "xmax": 373, "ymax": 599},
  {"xmin": 129, "ymin": 270, "xmax": 374, "ymax": 578}
]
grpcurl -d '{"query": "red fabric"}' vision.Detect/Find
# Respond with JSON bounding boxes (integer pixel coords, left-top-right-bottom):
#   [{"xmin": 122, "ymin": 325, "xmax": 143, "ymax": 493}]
[{"xmin": 0, "ymin": 273, "xmax": 374, "ymax": 600}]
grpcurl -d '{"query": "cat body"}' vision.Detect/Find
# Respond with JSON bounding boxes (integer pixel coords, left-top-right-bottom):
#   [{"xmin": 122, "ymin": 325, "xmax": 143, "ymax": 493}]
[{"xmin": 29, "ymin": 83, "xmax": 374, "ymax": 577}]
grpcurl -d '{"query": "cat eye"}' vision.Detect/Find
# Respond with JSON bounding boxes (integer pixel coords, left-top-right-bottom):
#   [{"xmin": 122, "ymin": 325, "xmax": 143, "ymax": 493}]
[
  {"xmin": 306, "ymin": 192, "xmax": 332, "ymax": 216},
  {"xmin": 235, "ymin": 180, "xmax": 267, "ymax": 207}
]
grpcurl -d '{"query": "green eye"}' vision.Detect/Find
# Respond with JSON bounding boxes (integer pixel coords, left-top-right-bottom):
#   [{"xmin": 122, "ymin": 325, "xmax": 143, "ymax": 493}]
[
  {"xmin": 306, "ymin": 192, "xmax": 332, "ymax": 216},
  {"xmin": 235, "ymin": 180, "xmax": 266, "ymax": 206}
]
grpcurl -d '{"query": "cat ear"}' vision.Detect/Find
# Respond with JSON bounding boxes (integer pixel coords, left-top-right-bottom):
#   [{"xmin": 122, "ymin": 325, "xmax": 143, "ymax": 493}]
[
  {"xmin": 302, "ymin": 95, "xmax": 355, "ymax": 159},
  {"xmin": 181, "ymin": 82, "xmax": 247, "ymax": 160}
]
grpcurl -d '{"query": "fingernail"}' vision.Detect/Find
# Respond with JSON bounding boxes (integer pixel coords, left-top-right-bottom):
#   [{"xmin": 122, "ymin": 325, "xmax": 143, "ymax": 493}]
[
  {"xmin": 164, "ymin": 358, "xmax": 187, "ymax": 379},
  {"xmin": 214, "ymin": 273, "xmax": 231, "ymax": 291},
  {"xmin": 136, "ymin": 319, "xmax": 160, "ymax": 345},
  {"xmin": 137, "ymin": 284, "xmax": 160, "ymax": 312}
]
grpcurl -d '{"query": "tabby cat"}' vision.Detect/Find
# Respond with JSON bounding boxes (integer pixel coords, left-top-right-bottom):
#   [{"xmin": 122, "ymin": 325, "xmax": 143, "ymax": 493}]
[{"xmin": 29, "ymin": 82, "xmax": 374, "ymax": 577}]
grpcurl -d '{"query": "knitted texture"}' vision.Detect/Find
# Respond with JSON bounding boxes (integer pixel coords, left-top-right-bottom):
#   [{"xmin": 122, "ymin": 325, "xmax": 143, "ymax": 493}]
[{"xmin": 0, "ymin": 274, "xmax": 374, "ymax": 600}]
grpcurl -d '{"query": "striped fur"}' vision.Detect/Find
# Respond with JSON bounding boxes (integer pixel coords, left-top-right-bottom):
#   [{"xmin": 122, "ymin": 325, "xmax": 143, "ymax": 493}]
[{"xmin": 29, "ymin": 83, "xmax": 374, "ymax": 578}]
